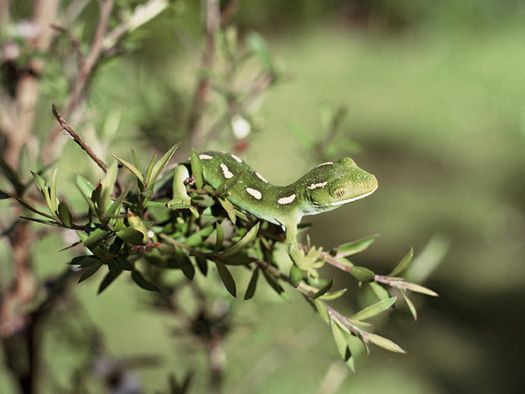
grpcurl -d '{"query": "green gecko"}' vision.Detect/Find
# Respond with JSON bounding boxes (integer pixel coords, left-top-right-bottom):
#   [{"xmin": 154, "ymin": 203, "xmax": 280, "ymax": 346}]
[{"xmin": 186, "ymin": 151, "xmax": 378, "ymax": 271}]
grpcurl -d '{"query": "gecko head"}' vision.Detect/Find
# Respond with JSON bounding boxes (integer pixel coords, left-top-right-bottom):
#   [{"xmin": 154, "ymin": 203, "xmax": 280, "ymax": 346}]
[{"xmin": 303, "ymin": 158, "xmax": 378, "ymax": 212}]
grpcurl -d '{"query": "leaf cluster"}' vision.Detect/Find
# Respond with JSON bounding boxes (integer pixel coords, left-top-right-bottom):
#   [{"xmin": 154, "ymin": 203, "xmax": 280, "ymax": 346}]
[{"xmin": 11, "ymin": 145, "xmax": 437, "ymax": 370}]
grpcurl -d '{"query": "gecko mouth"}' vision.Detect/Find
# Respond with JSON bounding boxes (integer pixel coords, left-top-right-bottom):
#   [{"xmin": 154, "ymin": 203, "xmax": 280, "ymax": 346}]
[{"xmin": 327, "ymin": 184, "xmax": 378, "ymax": 206}]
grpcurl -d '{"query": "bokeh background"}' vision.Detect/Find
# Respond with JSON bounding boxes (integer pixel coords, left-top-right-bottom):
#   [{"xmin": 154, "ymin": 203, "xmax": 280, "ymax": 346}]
[{"xmin": 2, "ymin": 1, "xmax": 525, "ymax": 393}]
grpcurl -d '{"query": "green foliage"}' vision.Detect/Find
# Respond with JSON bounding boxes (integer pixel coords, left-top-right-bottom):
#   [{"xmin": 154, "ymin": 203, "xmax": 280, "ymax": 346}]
[{"xmin": 13, "ymin": 144, "xmax": 437, "ymax": 371}]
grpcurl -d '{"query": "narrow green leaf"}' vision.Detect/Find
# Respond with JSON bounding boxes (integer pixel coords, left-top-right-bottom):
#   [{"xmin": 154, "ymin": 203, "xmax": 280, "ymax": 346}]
[
  {"xmin": 216, "ymin": 253, "xmax": 256, "ymax": 266},
  {"xmin": 113, "ymin": 154, "xmax": 144, "ymax": 184},
  {"xmin": 49, "ymin": 168, "xmax": 58, "ymax": 213},
  {"xmin": 31, "ymin": 171, "xmax": 47, "ymax": 193},
  {"xmin": 99, "ymin": 162, "xmax": 118, "ymax": 213},
  {"xmin": 318, "ymin": 288, "xmax": 348, "ymax": 301},
  {"xmin": 215, "ymin": 222, "xmax": 224, "ymax": 250},
  {"xmin": 215, "ymin": 262, "xmax": 236, "ymax": 297},
  {"xmin": 177, "ymin": 250, "xmax": 195, "ymax": 279},
  {"xmin": 98, "ymin": 270, "xmax": 122, "ymax": 294},
  {"xmin": 130, "ymin": 149, "xmax": 142, "ymax": 172},
  {"xmin": 195, "ymin": 256, "xmax": 209, "ymax": 276},
  {"xmin": 337, "ymin": 235, "xmax": 377, "ymax": 257},
  {"xmin": 314, "ymin": 300, "xmax": 330, "ymax": 324},
  {"xmin": 78, "ymin": 262, "xmax": 103, "ymax": 283},
  {"xmin": 31, "ymin": 171, "xmax": 52, "ymax": 213},
  {"xmin": 330, "ymin": 320, "xmax": 352, "ymax": 362},
  {"xmin": 76, "ymin": 175, "xmax": 95, "ymax": 199},
  {"xmin": 369, "ymin": 282, "xmax": 390, "ymax": 300},
  {"xmin": 57, "ymin": 201, "xmax": 73, "ymax": 227},
  {"xmin": 246, "ymin": 32, "xmax": 273, "ymax": 69},
  {"xmin": 131, "ymin": 270, "xmax": 159, "ymax": 292},
  {"xmin": 19, "ymin": 216, "xmax": 57, "ymax": 225},
  {"xmin": 186, "ymin": 225, "xmax": 215, "ymax": 247},
  {"xmin": 0, "ymin": 156, "xmax": 23, "ymax": 193},
  {"xmin": 350, "ymin": 266, "xmax": 375, "ymax": 282},
  {"xmin": 351, "ymin": 297, "xmax": 397, "ymax": 321},
  {"xmin": 109, "ymin": 237, "xmax": 124, "ymax": 254},
  {"xmin": 366, "ymin": 333, "xmax": 406, "ymax": 354},
  {"xmin": 401, "ymin": 290, "xmax": 417, "ymax": 321},
  {"xmin": 313, "ymin": 279, "xmax": 334, "ymax": 299},
  {"xmin": 58, "ymin": 241, "xmax": 82, "ymax": 252},
  {"xmin": 261, "ymin": 268, "xmax": 285, "ymax": 295},
  {"xmin": 221, "ymin": 222, "xmax": 260, "ymax": 257},
  {"xmin": 15, "ymin": 197, "xmax": 54, "ymax": 219},
  {"xmin": 69, "ymin": 255, "xmax": 99, "ymax": 267},
  {"xmin": 191, "ymin": 150, "xmax": 203, "ymax": 189},
  {"xmin": 116, "ymin": 227, "xmax": 144, "ymax": 245},
  {"xmin": 104, "ymin": 189, "xmax": 128, "ymax": 218},
  {"xmin": 84, "ymin": 229, "xmax": 111, "ymax": 249},
  {"xmin": 244, "ymin": 268, "xmax": 259, "ymax": 300},
  {"xmin": 148, "ymin": 143, "xmax": 180, "ymax": 188},
  {"xmin": 219, "ymin": 198, "xmax": 236, "ymax": 224},
  {"xmin": 389, "ymin": 248, "xmax": 414, "ymax": 277},
  {"xmin": 403, "ymin": 282, "xmax": 438, "ymax": 297},
  {"xmin": 144, "ymin": 153, "xmax": 157, "ymax": 186}
]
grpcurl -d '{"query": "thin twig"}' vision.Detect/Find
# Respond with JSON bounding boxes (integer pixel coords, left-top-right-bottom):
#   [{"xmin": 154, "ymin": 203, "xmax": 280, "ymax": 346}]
[
  {"xmin": 51, "ymin": 104, "xmax": 108, "ymax": 173},
  {"xmin": 4, "ymin": 0, "xmax": 59, "ymax": 167},
  {"xmin": 220, "ymin": 0, "xmax": 239, "ymax": 27},
  {"xmin": 50, "ymin": 23, "xmax": 84, "ymax": 66},
  {"xmin": 102, "ymin": 0, "xmax": 169, "ymax": 56},
  {"xmin": 44, "ymin": 0, "xmax": 115, "ymax": 162},
  {"xmin": 0, "ymin": 0, "xmax": 10, "ymax": 28},
  {"xmin": 66, "ymin": 0, "xmax": 114, "ymax": 113}
]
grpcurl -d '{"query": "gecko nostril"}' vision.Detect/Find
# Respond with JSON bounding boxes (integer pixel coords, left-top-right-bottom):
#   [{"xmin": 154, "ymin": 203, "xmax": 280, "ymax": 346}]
[{"xmin": 333, "ymin": 188, "xmax": 346, "ymax": 198}]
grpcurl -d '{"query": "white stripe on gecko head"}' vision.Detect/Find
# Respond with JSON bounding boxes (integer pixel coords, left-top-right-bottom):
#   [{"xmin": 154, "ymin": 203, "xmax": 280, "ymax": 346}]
[
  {"xmin": 220, "ymin": 163, "xmax": 234, "ymax": 179},
  {"xmin": 246, "ymin": 187, "xmax": 262, "ymax": 200},
  {"xmin": 256, "ymin": 172, "xmax": 268, "ymax": 183},
  {"xmin": 307, "ymin": 181, "xmax": 328, "ymax": 190},
  {"xmin": 231, "ymin": 154, "xmax": 242, "ymax": 163},
  {"xmin": 278, "ymin": 194, "xmax": 296, "ymax": 205},
  {"xmin": 199, "ymin": 154, "xmax": 213, "ymax": 160},
  {"xmin": 316, "ymin": 162, "xmax": 333, "ymax": 167}
]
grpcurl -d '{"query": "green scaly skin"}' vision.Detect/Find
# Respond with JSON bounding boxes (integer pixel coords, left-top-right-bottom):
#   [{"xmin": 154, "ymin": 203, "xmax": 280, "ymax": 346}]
[{"xmin": 195, "ymin": 152, "xmax": 378, "ymax": 271}]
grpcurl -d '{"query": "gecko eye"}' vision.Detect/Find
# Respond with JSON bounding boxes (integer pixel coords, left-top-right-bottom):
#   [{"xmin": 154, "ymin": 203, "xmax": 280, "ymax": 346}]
[{"xmin": 331, "ymin": 187, "xmax": 347, "ymax": 198}]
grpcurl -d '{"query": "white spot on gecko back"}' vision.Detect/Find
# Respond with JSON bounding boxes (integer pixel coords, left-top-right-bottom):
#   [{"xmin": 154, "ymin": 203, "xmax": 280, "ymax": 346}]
[
  {"xmin": 307, "ymin": 181, "xmax": 328, "ymax": 190},
  {"xmin": 220, "ymin": 163, "xmax": 234, "ymax": 179},
  {"xmin": 199, "ymin": 154, "xmax": 213, "ymax": 160},
  {"xmin": 230, "ymin": 154, "xmax": 242, "ymax": 163},
  {"xmin": 278, "ymin": 194, "xmax": 296, "ymax": 205},
  {"xmin": 255, "ymin": 172, "xmax": 268, "ymax": 183},
  {"xmin": 246, "ymin": 187, "xmax": 262, "ymax": 200},
  {"xmin": 316, "ymin": 162, "xmax": 333, "ymax": 167}
]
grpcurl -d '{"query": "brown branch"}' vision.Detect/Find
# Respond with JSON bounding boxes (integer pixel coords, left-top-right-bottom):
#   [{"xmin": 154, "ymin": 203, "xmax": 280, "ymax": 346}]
[
  {"xmin": 101, "ymin": 0, "xmax": 169, "ymax": 57},
  {"xmin": 51, "ymin": 104, "xmax": 108, "ymax": 173},
  {"xmin": 4, "ymin": 0, "xmax": 59, "ymax": 168},
  {"xmin": 65, "ymin": 0, "xmax": 114, "ymax": 114},
  {"xmin": 0, "ymin": 3, "xmax": 59, "ymax": 392},
  {"xmin": 0, "ymin": 0, "xmax": 9, "ymax": 28},
  {"xmin": 44, "ymin": 0, "xmax": 115, "ymax": 162},
  {"xmin": 50, "ymin": 23, "xmax": 84, "ymax": 67},
  {"xmin": 220, "ymin": 0, "xmax": 239, "ymax": 27}
]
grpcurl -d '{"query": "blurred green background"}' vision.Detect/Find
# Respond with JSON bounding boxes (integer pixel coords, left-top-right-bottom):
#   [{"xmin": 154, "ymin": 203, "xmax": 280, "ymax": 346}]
[{"xmin": 2, "ymin": 0, "xmax": 525, "ymax": 393}]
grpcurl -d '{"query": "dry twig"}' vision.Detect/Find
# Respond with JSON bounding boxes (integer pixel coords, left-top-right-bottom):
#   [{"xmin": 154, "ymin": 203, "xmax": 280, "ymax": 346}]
[{"xmin": 51, "ymin": 104, "xmax": 108, "ymax": 173}]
